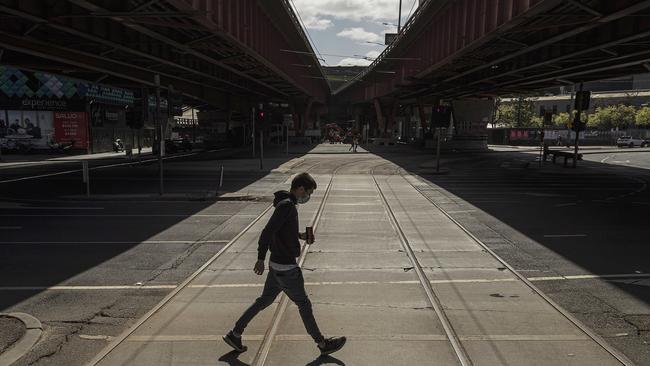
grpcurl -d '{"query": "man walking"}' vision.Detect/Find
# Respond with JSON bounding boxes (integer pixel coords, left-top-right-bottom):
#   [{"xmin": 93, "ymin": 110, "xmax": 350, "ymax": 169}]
[{"xmin": 224, "ymin": 173, "xmax": 347, "ymax": 356}]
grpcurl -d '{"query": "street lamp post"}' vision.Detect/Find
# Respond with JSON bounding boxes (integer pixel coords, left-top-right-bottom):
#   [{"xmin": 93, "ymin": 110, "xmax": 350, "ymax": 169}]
[{"xmin": 398, "ymin": 0, "xmax": 403, "ymax": 33}]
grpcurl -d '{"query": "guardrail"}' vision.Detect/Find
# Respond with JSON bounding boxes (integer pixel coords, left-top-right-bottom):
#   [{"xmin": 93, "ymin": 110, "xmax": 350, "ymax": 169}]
[
  {"xmin": 280, "ymin": 0, "xmax": 329, "ymax": 90},
  {"xmin": 332, "ymin": 0, "xmax": 447, "ymax": 95}
]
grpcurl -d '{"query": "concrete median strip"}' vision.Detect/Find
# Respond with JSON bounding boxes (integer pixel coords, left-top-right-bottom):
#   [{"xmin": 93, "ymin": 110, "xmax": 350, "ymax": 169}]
[{"xmin": 0, "ymin": 312, "xmax": 42, "ymax": 366}]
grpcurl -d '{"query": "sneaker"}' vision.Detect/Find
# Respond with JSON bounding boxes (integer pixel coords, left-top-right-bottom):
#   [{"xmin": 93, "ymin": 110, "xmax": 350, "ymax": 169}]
[
  {"xmin": 223, "ymin": 331, "xmax": 247, "ymax": 353},
  {"xmin": 318, "ymin": 336, "xmax": 346, "ymax": 356}
]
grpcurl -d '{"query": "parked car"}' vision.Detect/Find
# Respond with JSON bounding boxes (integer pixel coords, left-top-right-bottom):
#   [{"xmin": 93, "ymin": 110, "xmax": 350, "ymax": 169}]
[
  {"xmin": 616, "ymin": 136, "xmax": 647, "ymax": 148},
  {"xmin": 152, "ymin": 139, "xmax": 186, "ymax": 155}
]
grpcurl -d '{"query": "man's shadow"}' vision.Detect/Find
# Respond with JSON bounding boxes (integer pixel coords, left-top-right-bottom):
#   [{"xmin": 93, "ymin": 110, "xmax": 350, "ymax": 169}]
[
  {"xmin": 306, "ymin": 355, "xmax": 346, "ymax": 366},
  {"xmin": 217, "ymin": 352, "xmax": 345, "ymax": 366},
  {"xmin": 218, "ymin": 351, "xmax": 250, "ymax": 366}
]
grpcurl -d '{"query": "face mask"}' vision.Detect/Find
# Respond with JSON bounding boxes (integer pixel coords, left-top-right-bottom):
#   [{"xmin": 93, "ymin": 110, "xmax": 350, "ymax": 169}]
[{"xmin": 297, "ymin": 194, "xmax": 311, "ymax": 204}]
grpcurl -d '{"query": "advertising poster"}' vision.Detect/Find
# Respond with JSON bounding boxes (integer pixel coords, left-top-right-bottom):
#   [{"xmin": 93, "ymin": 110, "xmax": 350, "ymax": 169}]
[{"xmin": 54, "ymin": 112, "xmax": 88, "ymax": 148}]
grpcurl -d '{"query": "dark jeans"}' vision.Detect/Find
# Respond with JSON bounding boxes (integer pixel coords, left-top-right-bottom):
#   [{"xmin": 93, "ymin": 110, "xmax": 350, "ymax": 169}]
[{"xmin": 234, "ymin": 267, "xmax": 324, "ymax": 343}]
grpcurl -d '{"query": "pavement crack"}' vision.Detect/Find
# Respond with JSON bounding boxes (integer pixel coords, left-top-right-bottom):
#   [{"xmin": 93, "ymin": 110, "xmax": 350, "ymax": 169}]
[{"xmin": 142, "ymin": 241, "xmax": 206, "ymax": 283}]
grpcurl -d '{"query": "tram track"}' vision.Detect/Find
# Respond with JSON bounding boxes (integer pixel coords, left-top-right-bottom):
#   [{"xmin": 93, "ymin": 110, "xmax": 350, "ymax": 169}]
[
  {"xmin": 377, "ymin": 169, "xmax": 636, "ymax": 366},
  {"xmin": 252, "ymin": 158, "xmax": 370, "ymax": 365},
  {"xmin": 370, "ymin": 168, "xmax": 472, "ymax": 366}
]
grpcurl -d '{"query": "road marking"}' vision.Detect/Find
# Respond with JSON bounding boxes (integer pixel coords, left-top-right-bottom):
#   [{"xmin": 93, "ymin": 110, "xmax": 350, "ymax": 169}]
[
  {"xmin": 0, "ymin": 285, "xmax": 178, "ymax": 291},
  {"xmin": 122, "ymin": 334, "xmax": 589, "ymax": 342},
  {"xmin": 0, "ymin": 169, "xmax": 80, "ymax": 184},
  {"xmin": 3, "ymin": 273, "xmax": 649, "ymax": 291},
  {"xmin": 543, "ymin": 234, "xmax": 587, "ymax": 238},
  {"xmin": 0, "ymin": 214, "xmax": 243, "ymax": 217},
  {"xmin": 0, "ymin": 226, "xmax": 22, "ymax": 230},
  {"xmin": 79, "ymin": 334, "xmax": 114, "ymax": 341},
  {"xmin": 0, "ymin": 149, "xmax": 226, "ymax": 184},
  {"xmin": 600, "ymin": 156, "xmax": 612, "ymax": 163},
  {"xmin": 0, "ymin": 240, "xmax": 231, "ymax": 245},
  {"xmin": 10, "ymin": 206, "xmax": 105, "ymax": 210}
]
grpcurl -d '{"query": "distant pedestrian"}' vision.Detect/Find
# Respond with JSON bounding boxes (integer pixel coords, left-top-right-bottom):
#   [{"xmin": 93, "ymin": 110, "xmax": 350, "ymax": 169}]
[{"xmin": 224, "ymin": 173, "xmax": 346, "ymax": 356}]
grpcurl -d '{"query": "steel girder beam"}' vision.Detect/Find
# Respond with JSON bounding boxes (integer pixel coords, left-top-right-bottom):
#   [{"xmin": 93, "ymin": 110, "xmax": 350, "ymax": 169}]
[
  {"xmin": 163, "ymin": 0, "xmax": 327, "ymax": 103},
  {"xmin": 0, "ymin": 30, "xmax": 229, "ymax": 106},
  {"xmin": 334, "ymin": 0, "xmax": 565, "ymax": 101},
  {"xmin": 344, "ymin": 0, "xmax": 650, "ymax": 103},
  {"xmin": 441, "ymin": 0, "xmax": 650, "ymax": 84},
  {"xmin": 489, "ymin": 48, "xmax": 650, "ymax": 90},
  {"xmin": 0, "ymin": 3, "xmax": 273, "ymax": 99},
  {"xmin": 438, "ymin": 26, "xmax": 650, "ymax": 96},
  {"xmin": 65, "ymin": 0, "xmax": 289, "ymax": 98},
  {"xmin": 413, "ymin": 0, "xmax": 566, "ymax": 82},
  {"xmin": 460, "ymin": 57, "xmax": 650, "ymax": 98}
]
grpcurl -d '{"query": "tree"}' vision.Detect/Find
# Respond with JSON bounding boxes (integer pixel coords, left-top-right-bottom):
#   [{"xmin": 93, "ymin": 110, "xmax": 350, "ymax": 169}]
[
  {"xmin": 495, "ymin": 97, "xmax": 537, "ymax": 127},
  {"xmin": 553, "ymin": 112, "xmax": 571, "ymax": 128},
  {"xmin": 587, "ymin": 105, "xmax": 636, "ymax": 129},
  {"xmin": 635, "ymin": 106, "xmax": 650, "ymax": 128}
]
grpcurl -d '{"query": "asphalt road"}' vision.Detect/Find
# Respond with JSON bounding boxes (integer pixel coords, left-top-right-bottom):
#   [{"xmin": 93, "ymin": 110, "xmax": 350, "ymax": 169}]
[{"xmin": 1, "ymin": 144, "xmax": 649, "ymax": 365}]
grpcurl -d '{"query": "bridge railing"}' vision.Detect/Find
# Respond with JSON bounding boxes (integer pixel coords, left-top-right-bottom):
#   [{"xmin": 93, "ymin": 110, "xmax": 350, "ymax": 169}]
[
  {"xmin": 332, "ymin": 0, "xmax": 437, "ymax": 95},
  {"xmin": 280, "ymin": 0, "xmax": 329, "ymax": 91}
]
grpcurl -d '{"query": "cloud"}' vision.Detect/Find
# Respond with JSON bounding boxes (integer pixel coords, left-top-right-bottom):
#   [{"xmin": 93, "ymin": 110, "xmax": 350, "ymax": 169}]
[
  {"xmin": 302, "ymin": 16, "xmax": 333, "ymax": 30},
  {"xmin": 336, "ymin": 27, "xmax": 382, "ymax": 43},
  {"xmin": 365, "ymin": 50, "xmax": 381, "ymax": 59},
  {"xmin": 292, "ymin": 0, "xmax": 416, "ymax": 23},
  {"xmin": 337, "ymin": 58, "xmax": 372, "ymax": 67},
  {"xmin": 336, "ymin": 50, "xmax": 382, "ymax": 66}
]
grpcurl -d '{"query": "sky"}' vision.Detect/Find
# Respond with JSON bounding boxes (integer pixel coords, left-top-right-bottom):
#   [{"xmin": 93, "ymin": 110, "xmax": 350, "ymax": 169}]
[{"xmin": 289, "ymin": 0, "xmax": 420, "ymax": 67}]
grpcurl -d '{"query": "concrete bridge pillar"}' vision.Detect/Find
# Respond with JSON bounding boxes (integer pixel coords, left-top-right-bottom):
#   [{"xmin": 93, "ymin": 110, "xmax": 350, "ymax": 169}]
[
  {"xmin": 373, "ymin": 98, "xmax": 385, "ymax": 136},
  {"xmin": 450, "ymin": 99, "xmax": 495, "ymax": 150}
]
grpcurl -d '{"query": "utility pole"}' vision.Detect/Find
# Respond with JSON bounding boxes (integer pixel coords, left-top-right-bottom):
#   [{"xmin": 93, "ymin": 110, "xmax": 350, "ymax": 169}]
[
  {"xmin": 397, "ymin": 0, "xmax": 403, "ymax": 33},
  {"xmin": 154, "ymin": 74, "xmax": 163, "ymax": 195},
  {"xmin": 259, "ymin": 130, "xmax": 264, "ymax": 170},
  {"xmin": 573, "ymin": 82, "xmax": 584, "ymax": 168},
  {"xmin": 251, "ymin": 107, "xmax": 256, "ymax": 158}
]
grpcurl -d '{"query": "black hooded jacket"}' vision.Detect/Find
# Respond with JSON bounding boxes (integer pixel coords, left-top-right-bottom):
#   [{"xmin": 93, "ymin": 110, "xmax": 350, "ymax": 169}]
[{"xmin": 257, "ymin": 190, "xmax": 301, "ymax": 265}]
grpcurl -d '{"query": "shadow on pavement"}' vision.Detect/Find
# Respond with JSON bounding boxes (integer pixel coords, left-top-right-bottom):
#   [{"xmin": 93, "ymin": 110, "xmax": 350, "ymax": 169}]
[
  {"xmin": 217, "ymin": 350, "xmax": 250, "ymax": 366},
  {"xmin": 0, "ymin": 145, "xmax": 311, "ymax": 311},
  {"xmin": 365, "ymin": 144, "xmax": 650, "ymax": 307},
  {"xmin": 305, "ymin": 355, "xmax": 346, "ymax": 366}
]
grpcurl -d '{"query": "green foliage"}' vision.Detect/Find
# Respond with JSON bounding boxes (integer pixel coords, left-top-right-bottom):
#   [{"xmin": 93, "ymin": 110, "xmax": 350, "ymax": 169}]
[
  {"xmin": 635, "ymin": 107, "xmax": 650, "ymax": 127},
  {"xmin": 495, "ymin": 97, "xmax": 537, "ymax": 127},
  {"xmin": 552, "ymin": 112, "xmax": 571, "ymax": 127},
  {"xmin": 587, "ymin": 104, "xmax": 637, "ymax": 129}
]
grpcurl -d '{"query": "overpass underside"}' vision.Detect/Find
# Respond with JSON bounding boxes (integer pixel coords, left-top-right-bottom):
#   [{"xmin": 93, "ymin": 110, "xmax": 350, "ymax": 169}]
[
  {"xmin": 332, "ymin": 0, "xmax": 650, "ymax": 147},
  {"xmin": 0, "ymin": 0, "xmax": 328, "ymax": 112}
]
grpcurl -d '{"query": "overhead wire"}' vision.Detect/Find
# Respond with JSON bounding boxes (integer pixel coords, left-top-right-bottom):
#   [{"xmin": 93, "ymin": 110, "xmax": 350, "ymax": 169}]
[{"xmin": 289, "ymin": 0, "xmax": 329, "ymax": 66}]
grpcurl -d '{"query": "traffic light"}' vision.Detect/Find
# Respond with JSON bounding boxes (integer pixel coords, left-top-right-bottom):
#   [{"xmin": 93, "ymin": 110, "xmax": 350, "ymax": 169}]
[
  {"xmin": 255, "ymin": 109, "xmax": 268, "ymax": 129},
  {"xmin": 431, "ymin": 105, "xmax": 452, "ymax": 127}
]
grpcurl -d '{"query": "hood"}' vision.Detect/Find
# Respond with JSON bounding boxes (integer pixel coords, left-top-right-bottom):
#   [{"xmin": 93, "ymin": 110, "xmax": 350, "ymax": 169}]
[{"xmin": 273, "ymin": 190, "xmax": 297, "ymax": 206}]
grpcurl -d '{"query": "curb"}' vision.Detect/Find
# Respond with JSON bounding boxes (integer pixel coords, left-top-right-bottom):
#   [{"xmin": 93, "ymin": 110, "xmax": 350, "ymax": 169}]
[{"xmin": 0, "ymin": 313, "xmax": 42, "ymax": 366}]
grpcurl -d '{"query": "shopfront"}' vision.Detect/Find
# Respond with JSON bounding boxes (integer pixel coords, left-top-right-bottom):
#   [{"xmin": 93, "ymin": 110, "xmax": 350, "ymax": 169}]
[{"xmin": 0, "ymin": 65, "xmax": 135, "ymax": 153}]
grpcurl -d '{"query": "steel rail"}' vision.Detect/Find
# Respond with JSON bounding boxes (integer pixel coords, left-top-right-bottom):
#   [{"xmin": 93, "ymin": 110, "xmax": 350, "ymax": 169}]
[
  {"xmin": 404, "ymin": 174, "xmax": 636, "ymax": 366},
  {"xmin": 370, "ymin": 171, "xmax": 472, "ymax": 366},
  {"xmin": 252, "ymin": 158, "xmax": 368, "ymax": 365},
  {"xmin": 85, "ymin": 200, "xmax": 275, "ymax": 366}
]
